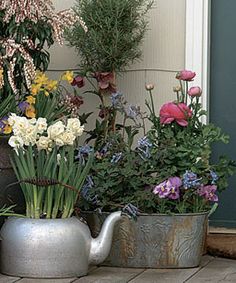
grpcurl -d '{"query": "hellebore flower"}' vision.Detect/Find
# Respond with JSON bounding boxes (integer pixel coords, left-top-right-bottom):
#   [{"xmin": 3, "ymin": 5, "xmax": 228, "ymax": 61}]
[
  {"xmin": 188, "ymin": 86, "xmax": 202, "ymax": 97},
  {"xmin": 197, "ymin": 185, "xmax": 218, "ymax": 202},
  {"xmin": 159, "ymin": 102, "xmax": 192, "ymax": 126},
  {"xmin": 176, "ymin": 70, "xmax": 196, "ymax": 81},
  {"xmin": 71, "ymin": 75, "xmax": 85, "ymax": 88},
  {"xmin": 94, "ymin": 72, "xmax": 117, "ymax": 93}
]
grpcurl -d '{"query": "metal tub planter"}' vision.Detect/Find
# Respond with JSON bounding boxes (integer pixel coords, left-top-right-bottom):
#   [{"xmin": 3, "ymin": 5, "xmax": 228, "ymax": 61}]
[{"xmin": 83, "ymin": 211, "xmax": 208, "ymax": 268}]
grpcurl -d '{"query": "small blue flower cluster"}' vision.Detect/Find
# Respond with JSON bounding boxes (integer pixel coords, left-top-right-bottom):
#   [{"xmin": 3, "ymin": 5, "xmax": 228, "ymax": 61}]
[
  {"xmin": 125, "ymin": 105, "xmax": 140, "ymax": 119},
  {"xmin": 210, "ymin": 170, "xmax": 218, "ymax": 184},
  {"xmin": 111, "ymin": 92, "xmax": 123, "ymax": 109},
  {"xmin": 182, "ymin": 171, "xmax": 202, "ymax": 189},
  {"xmin": 122, "ymin": 203, "xmax": 139, "ymax": 219},
  {"xmin": 111, "ymin": 152, "xmax": 122, "ymax": 163},
  {"xmin": 76, "ymin": 145, "xmax": 93, "ymax": 164},
  {"xmin": 81, "ymin": 176, "xmax": 99, "ymax": 205},
  {"xmin": 137, "ymin": 136, "xmax": 152, "ymax": 159}
]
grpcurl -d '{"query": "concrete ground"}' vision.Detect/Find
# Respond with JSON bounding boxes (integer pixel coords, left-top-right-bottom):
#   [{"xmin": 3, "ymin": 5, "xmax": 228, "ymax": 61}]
[{"xmin": 0, "ymin": 256, "xmax": 235, "ymax": 283}]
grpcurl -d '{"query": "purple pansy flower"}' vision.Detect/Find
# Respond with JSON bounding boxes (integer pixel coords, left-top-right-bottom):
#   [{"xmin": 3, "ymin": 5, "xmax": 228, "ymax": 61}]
[
  {"xmin": 153, "ymin": 180, "xmax": 170, "ymax": 198},
  {"xmin": 18, "ymin": 101, "xmax": 29, "ymax": 112},
  {"xmin": 153, "ymin": 177, "xmax": 182, "ymax": 200},
  {"xmin": 197, "ymin": 185, "xmax": 218, "ymax": 202},
  {"xmin": 0, "ymin": 116, "xmax": 8, "ymax": 133}
]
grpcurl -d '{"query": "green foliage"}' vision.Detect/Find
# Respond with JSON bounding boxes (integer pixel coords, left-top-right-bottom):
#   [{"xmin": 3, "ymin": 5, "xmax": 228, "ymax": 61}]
[
  {"xmin": 80, "ymin": 73, "xmax": 236, "ymax": 214},
  {"xmin": 11, "ymin": 146, "xmax": 93, "ymax": 219},
  {"xmin": 66, "ymin": 0, "xmax": 153, "ymax": 72}
]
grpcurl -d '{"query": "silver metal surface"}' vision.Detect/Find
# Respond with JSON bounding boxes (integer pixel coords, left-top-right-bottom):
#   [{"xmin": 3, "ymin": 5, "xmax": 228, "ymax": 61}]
[
  {"xmin": 83, "ymin": 212, "xmax": 208, "ymax": 268},
  {"xmin": 0, "ymin": 211, "xmax": 122, "ymax": 278}
]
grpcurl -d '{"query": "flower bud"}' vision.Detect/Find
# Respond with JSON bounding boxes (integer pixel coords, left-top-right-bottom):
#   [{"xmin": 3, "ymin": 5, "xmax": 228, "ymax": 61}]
[
  {"xmin": 145, "ymin": 83, "xmax": 154, "ymax": 91},
  {"xmin": 188, "ymin": 86, "xmax": 202, "ymax": 97},
  {"xmin": 173, "ymin": 86, "xmax": 182, "ymax": 92},
  {"xmin": 176, "ymin": 70, "xmax": 196, "ymax": 81}
]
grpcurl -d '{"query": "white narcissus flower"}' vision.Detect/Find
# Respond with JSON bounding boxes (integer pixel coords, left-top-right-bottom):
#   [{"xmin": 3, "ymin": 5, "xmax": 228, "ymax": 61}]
[
  {"xmin": 47, "ymin": 121, "xmax": 65, "ymax": 140},
  {"xmin": 59, "ymin": 130, "xmax": 76, "ymax": 146},
  {"xmin": 36, "ymin": 117, "xmax": 47, "ymax": 134},
  {"xmin": 36, "ymin": 136, "xmax": 52, "ymax": 151},
  {"xmin": 8, "ymin": 113, "xmax": 18, "ymax": 126},
  {"xmin": 22, "ymin": 124, "xmax": 38, "ymax": 146},
  {"xmin": 67, "ymin": 118, "xmax": 84, "ymax": 137},
  {"xmin": 12, "ymin": 116, "xmax": 33, "ymax": 137},
  {"xmin": 8, "ymin": 136, "xmax": 24, "ymax": 149}
]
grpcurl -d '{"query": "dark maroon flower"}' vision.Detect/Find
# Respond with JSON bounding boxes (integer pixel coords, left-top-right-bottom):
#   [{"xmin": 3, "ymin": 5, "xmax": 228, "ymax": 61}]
[
  {"xmin": 98, "ymin": 107, "xmax": 109, "ymax": 119},
  {"xmin": 93, "ymin": 72, "xmax": 117, "ymax": 93},
  {"xmin": 71, "ymin": 75, "xmax": 85, "ymax": 88}
]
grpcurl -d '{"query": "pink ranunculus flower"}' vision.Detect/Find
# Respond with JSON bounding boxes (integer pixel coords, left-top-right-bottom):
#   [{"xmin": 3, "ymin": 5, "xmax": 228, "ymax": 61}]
[
  {"xmin": 159, "ymin": 102, "xmax": 192, "ymax": 127},
  {"xmin": 188, "ymin": 86, "xmax": 202, "ymax": 97},
  {"xmin": 176, "ymin": 70, "xmax": 196, "ymax": 81}
]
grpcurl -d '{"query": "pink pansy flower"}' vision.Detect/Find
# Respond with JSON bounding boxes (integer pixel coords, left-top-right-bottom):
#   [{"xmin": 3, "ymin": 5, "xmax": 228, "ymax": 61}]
[
  {"xmin": 188, "ymin": 86, "xmax": 202, "ymax": 97},
  {"xmin": 159, "ymin": 102, "xmax": 192, "ymax": 127},
  {"xmin": 176, "ymin": 70, "xmax": 196, "ymax": 81},
  {"xmin": 197, "ymin": 185, "xmax": 218, "ymax": 202}
]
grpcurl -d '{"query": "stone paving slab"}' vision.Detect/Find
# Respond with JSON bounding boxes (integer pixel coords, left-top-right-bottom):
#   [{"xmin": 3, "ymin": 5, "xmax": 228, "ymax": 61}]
[
  {"xmin": 73, "ymin": 267, "xmax": 144, "ymax": 283},
  {"xmin": 0, "ymin": 256, "xmax": 236, "ymax": 283},
  {"xmin": 186, "ymin": 257, "xmax": 236, "ymax": 283},
  {"xmin": 0, "ymin": 274, "xmax": 20, "ymax": 283}
]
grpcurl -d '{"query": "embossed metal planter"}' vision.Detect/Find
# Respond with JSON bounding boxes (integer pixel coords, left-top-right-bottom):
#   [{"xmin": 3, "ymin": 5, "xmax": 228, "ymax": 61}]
[{"xmin": 82, "ymin": 211, "xmax": 208, "ymax": 268}]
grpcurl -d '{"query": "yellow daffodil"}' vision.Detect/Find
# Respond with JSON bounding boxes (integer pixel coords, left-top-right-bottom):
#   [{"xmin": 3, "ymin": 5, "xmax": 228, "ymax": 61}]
[
  {"xmin": 61, "ymin": 71, "xmax": 74, "ymax": 83},
  {"xmin": 0, "ymin": 69, "xmax": 3, "ymax": 79},
  {"xmin": 46, "ymin": 80, "xmax": 58, "ymax": 92},
  {"xmin": 31, "ymin": 84, "xmax": 41, "ymax": 96},
  {"xmin": 25, "ymin": 105, "xmax": 36, "ymax": 118},
  {"xmin": 3, "ymin": 125, "xmax": 12, "ymax": 134},
  {"xmin": 26, "ymin": 96, "xmax": 36, "ymax": 104},
  {"xmin": 44, "ymin": 91, "xmax": 49, "ymax": 97},
  {"xmin": 34, "ymin": 71, "xmax": 49, "ymax": 86}
]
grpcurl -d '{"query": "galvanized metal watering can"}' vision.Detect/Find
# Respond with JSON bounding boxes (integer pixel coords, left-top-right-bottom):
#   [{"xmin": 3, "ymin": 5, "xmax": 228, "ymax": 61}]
[{"xmin": 0, "ymin": 212, "xmax": 122, "ymax": 278}]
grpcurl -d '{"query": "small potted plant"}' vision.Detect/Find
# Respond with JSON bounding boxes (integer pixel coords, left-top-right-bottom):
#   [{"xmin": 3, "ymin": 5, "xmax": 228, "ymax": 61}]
[
  {"xmin": 80, "ymin": 71, "xmax": 235, "ymax": 268},
  {"xmin": 0, "ymin": 112, "xmax": 124, "ymax": 278}
]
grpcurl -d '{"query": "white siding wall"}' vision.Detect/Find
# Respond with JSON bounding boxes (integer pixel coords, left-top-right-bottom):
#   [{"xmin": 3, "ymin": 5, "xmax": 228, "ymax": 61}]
[{"xmin": 49, "ymin": 0, "xmax": 186, "ymax": 130}]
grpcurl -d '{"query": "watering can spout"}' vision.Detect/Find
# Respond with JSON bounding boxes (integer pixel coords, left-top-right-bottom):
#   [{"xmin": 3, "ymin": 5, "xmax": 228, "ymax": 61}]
[{"xmin": 88, "ymin": 211, "xmax": 122, "ymax": 265}]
